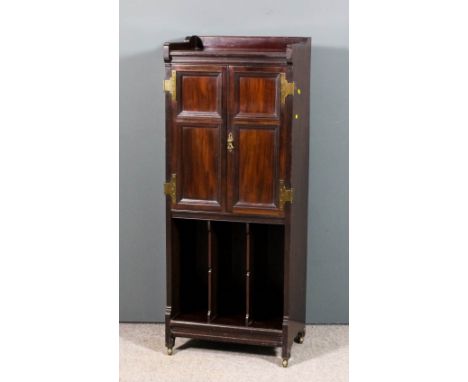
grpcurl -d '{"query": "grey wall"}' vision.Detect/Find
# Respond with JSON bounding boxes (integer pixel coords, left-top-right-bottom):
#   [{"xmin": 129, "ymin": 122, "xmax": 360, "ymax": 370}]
[{"xmin": 120, "ymin": 0, "xmax": 348, "ymax": 323}]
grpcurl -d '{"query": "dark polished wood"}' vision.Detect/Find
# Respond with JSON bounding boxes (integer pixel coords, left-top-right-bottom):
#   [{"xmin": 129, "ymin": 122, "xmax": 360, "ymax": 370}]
[
  {"xmin": 164, "ymin": 36, "xmax": 311, "ymax": 366},
  {"xmin": 227, "ymin": 65, "xmax": 286, "ymax": 217}
]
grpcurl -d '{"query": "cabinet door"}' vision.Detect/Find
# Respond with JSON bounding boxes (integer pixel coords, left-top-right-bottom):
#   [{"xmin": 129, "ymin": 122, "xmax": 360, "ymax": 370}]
[
  {"xmin": 166, "ymin": 65, "xmax": 226, "ymax": 211},
  {"xmin": 227, "ymin": 66, "xmax": 289, "ymax": 217}
]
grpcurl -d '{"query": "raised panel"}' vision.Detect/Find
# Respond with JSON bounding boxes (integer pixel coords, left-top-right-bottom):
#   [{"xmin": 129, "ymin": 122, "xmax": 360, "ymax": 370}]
[
  {"xmin": 239, "ymin": 77, "xmax": 277, "ymax": 115},
  {"xmin": 176, "ymin": 124, "xmax": 222, "ymax": 209},
  {"xmin": 232, "ymin": 70, "xmax": 280, "ymax": 120},
  {"xmin": 234, "ymin": 126, "xmax": 279, "ymax": 209},
  {"xmin": 181, "ymin": 75, "xmax": 219, "ymax": 113},
  {"xmin": 176, "ymin": 67, "xmax": 224, "ymax": 119}
]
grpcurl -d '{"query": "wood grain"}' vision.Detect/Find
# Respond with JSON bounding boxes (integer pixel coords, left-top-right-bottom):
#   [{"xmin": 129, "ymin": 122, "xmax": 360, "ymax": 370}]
[
  {"xmin": 238, "ymin": 127, "xmax": 276, "ymax": 205},
  {"xmin": 238, "ymin": 76, "xmax": 277, "ymax": 116},
  {"xmin": 180, "ymin": 125, "xmax": 219, "ymax": 201},
  {"xmin": 182, "ymin": 75, "xmax": 219, "ymax": 113}
]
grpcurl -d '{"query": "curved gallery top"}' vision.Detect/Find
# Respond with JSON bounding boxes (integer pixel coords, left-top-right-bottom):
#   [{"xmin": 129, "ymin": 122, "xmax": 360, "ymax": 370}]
[{"xmin": 163, "ymin": 35, "xmax": 311, "ymax": 63}]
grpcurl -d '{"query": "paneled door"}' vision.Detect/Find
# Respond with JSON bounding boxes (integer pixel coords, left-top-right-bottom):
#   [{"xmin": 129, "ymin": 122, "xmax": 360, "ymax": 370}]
[
  {"xmin": 226, "ymin": 66, "xmax": 289, "ymax": 217},
  {"xmin": 166, "ymin": 65, "xmax": 227, "ymax": 211}
]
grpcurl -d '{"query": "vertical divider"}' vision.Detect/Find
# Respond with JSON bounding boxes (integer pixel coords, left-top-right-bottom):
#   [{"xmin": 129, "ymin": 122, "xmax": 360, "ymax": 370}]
[
  {"xmin": 245, "ymin": 223, "xmax": 252, "ymax": 326},
  {"xmin": 207, "ymin": 221, "xmax": 212, "ymax": 322}
]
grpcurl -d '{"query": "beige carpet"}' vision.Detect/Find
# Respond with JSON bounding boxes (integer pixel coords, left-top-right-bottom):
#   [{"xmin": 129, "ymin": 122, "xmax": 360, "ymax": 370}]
[{"xmin": 120, "ymin": 323, "xmax": 348, "ymax": 382}]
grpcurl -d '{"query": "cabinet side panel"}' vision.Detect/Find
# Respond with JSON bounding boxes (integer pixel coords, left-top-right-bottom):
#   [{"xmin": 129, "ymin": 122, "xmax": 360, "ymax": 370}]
[
  {"xmin": 165, "ymin": 63, "xmax": 174, "ymax": 345},
  {"xmin": 289, "ymin": 40, "xmax": 311, "ymax": 328}
]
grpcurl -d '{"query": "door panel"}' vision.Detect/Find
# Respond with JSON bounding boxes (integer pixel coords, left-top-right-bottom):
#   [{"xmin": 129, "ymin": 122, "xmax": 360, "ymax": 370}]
[
  {"xmin": 179, "ymin": 73, "xmax": 222, "ymax": 117},
  {"xmin": 238, "ymin": 76, "xmax": 278, "ymax": 117},
  {"xmin": 227, "ymin": 66, "xmax": 287, "ymax": 216},
  {"xmin": 168, "ymin": 65, "xmax": 226, "ymax": 211},
  {"xmin": 238, "ymin": 126, "xmax": 277, "ymax": 206},
  {"xmin": 180, "ymin": 125, "xmax": 220, "ymax": 202}
]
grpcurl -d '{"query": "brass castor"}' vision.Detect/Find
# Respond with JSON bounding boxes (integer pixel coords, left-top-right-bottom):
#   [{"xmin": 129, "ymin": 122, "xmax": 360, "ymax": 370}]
[
  {"xmin": 167, "ymin": 347, "xmax": 173, "ymax": 356},
  {"xmin": 282, "ymin": 359, "xmax": 288, "ymax": 368},
  {"xmin": 294, "ymin": 331, "xmax": 305, "ymax": 344}
]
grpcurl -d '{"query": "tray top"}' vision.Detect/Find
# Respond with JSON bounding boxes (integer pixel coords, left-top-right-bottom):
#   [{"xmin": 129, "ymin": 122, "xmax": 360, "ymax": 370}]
[{"xmin": 163, "ymin": 35, "xmax": 310, "ymax": 63}]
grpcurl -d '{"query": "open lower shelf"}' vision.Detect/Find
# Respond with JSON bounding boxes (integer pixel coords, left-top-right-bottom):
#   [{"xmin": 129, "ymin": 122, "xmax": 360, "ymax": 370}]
[
  {"xmin": 211, "ymin": 314, "xmax": 246, "ymax": 327},
  {"xmin": 172, "ymin": 311, "xmax": 208, "ymax": 323},
  {"xmin": 249, "ymin": 317, "xmax": 283, "ymax": 330},
  {"xmin": 171, "ymin": 218, "xmax": 284, "ymax": 331},
  {"xmin": 171, "ymin": 314, "xmax": 283, "ymax": 330}
]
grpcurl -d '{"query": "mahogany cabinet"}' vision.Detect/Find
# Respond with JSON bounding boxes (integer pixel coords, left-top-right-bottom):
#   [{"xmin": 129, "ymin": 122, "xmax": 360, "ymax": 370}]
[{"xmin": 163, "ymin": 36, "xmax": 311, "ymax": 367}]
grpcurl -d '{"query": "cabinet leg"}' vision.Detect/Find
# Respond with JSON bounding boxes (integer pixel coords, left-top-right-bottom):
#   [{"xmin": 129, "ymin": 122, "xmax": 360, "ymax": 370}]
[
  {"xmin": 281, "ymin": 345, "xmax": 291, "ymax": 367},
  {"xmin": 166, "ymin": 334, "xmax": 175, "ymax": 355}
]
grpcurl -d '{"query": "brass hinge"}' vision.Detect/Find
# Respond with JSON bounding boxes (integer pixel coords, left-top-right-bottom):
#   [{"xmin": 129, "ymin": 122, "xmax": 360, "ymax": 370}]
[
  {"xmin": 280, "ymin": 73, "xmax": 295, "ymax": 105},
  {"xmin": 279, "ymin": 179, "xmax": 294, "ymax": 210},
  {"xmin": 164, "ymin": 173, "xmax": 176, "ymax": 203},
  {"xmin": 163, "ymin": 70, "xmax": 177, "ymax": 101}
]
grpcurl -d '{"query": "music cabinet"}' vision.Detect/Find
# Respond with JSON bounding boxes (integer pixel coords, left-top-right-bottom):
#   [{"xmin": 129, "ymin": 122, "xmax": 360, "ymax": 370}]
[{"xmin": 163, "ymin": 36, "xmax": 311, "ymax": 367}]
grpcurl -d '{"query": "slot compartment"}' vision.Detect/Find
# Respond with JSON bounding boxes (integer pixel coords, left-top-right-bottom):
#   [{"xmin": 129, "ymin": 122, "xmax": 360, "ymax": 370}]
[
  {"xmin": 249, "ymin": 224, "xmax": 284, "ymax": 330},
  {"xmin": 172, "ymin": 219, "xmax": 208, "ymax": 322},
  {"xmin": 210, "ymin": 221, "xmax": 246, "ymax": 326}
]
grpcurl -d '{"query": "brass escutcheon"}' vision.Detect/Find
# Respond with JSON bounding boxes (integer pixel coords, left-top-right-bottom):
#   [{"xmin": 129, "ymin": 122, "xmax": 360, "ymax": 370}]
[{"xmin": 227, "ymin": 132, "xmax": 234, "ymax": 152}]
